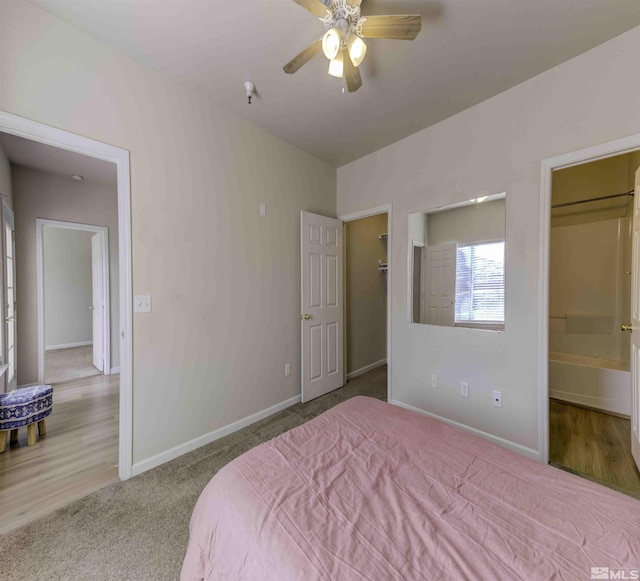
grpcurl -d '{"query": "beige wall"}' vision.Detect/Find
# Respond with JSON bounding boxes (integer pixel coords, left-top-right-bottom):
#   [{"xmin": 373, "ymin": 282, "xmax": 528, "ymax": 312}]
[
  {"xmin": 43, "ymin": 227, "xmax": 93, "ymax": 349},
  {"xmin": 337, "ymin": 26, "xmax": 640, "ymax": 456},
  {"xmin": 345, "ymin": 214, "xmax": 387, "ymax": 375},
  {"xmin": 0, "ymin": 0, "xmax": 336, "ymax": 465},
  {"xmin": 0, "ymin": 142, "xmax": 11, "ymax": 206},
  {"xmin": 629, "ymin": 151, "xmax": 640, "ymax": 186},
  {"xmin": 13, "ymin": 166, "xmax": 120, "ymax": 382},
  {"xmin": 552, "ymin": 154, "xmax": 634, "ymax": 227},
  {"xmin": 426, "ymin": 198, "xmax": 505, "ymax": 246}
]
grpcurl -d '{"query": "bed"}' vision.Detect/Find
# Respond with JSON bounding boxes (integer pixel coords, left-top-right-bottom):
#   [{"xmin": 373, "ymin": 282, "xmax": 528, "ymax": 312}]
[{"xmin": 181, "ymin": 396, "xmax": 640, "ymax": 580}]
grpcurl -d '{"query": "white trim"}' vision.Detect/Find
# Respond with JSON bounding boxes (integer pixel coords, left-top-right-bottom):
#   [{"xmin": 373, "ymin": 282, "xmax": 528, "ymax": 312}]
[
  {"xmin": 339, "ymin": 204, "xmax": 393, "ymax": 402},
  {"xmin": 36, "ymin": 219, "xmax": 110, "ymax": 382},
  {"xmin": 45, "ymin": 341, "xmax": 93, "ymax": 351},
  {"xmin": 131, "ymin": 395, "xmax": 301, "ymax": 477},
  {"xmin": 346, "ymin": 359, "xmax": 386, "ymax": 380},
  {"xmin": 110, "ymin": 366, "xmax": 120, "ymax": 375},
  {"xmin": 0, "ymin": 111, "xmax": 134, "ymax": 480},
  {"xmin": 390, "ymin": 399, "xmax": 540, "ymax": 460},
  {"xmin": 539, "ymin": 132, "xmax": 640, "ymax": 465}
]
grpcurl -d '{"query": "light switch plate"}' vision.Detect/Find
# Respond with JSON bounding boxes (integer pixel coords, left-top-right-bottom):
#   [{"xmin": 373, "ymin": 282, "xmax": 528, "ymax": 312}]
[{"xmin": 134, "ymin": 294, "xmax": 152, "ymax": 313}]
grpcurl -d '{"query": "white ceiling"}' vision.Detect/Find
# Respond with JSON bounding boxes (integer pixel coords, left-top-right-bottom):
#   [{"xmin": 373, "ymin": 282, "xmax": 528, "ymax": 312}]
[
  {"xmin": 0, "ymin": 133, "xmax": 117, "ymax": 185},
  {"xmin": 28, "ymin": 0, "xmax": 640, "ymax": 167}
]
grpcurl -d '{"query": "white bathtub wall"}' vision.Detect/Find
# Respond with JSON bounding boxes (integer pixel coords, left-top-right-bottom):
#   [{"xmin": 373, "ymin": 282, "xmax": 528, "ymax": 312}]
[
  {"xmin": 550, "ymin": 153, "xmax": 638, "ymax": 367},
  {"xmin": 549, "ymin": 217, "xmax": 630, "ymax": 364},
  {"xmin": 549, "ymin": 355, "xmax": 630, "ymax": 416}
]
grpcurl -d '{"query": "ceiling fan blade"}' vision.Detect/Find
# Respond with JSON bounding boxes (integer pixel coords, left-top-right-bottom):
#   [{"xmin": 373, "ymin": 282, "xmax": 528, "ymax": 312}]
[
  {"xmin": 283, "ymin": 38, "xmax": 323, "ymax": 74},
  {"xmin": 292, "ymin": 0, "xmax": 331, "ymax": 19},
  {"xmin": 343, "ymin": 50, "xmax": 362, "ymax": 93},
  {"xmin": 359, "ymin": 15, "xmax": 422, "ymax": 40}
]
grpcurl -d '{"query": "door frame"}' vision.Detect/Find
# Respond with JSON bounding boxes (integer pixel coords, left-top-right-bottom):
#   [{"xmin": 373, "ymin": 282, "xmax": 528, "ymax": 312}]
[
  {"xmin": 36, "ymin": 219, "xmax": 110, "ymax": 383},
  {"xmin": 539, "ymin": 133, "xmax": 640, "ymax": 464},
  {"xmin": 339, "ymin": 204, "xmax": 392, "ymax": 401},
  {"xmin": 0, "ymin": 111, "xmax": 133, "ymax": 480}
]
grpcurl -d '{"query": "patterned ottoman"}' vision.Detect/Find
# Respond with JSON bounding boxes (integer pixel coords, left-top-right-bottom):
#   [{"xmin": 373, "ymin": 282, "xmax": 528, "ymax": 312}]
[{"xmin": 0, "ymin": 384, "xmax": 53, "ymax": 452}]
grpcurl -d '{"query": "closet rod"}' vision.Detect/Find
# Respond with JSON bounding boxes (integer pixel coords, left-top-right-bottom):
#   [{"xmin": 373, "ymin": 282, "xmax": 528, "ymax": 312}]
[{"xmin": 552, "ymin": 190, "xmax": 633, "ymax": 209}]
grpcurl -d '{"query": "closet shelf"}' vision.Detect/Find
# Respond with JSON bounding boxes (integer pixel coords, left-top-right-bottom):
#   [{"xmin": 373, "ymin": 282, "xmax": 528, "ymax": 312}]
[
  {"xmin": 378, "ymin": 233, "xmax": 388, "ymax": 240},
  {"xmin": 378, "ymin": 260, "xmax": 388, "ymax": 274}
]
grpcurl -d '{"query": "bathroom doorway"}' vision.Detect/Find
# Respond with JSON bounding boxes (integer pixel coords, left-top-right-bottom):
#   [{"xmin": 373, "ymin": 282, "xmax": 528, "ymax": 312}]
[{"xmin": 547, "ymin": 150, "xmax": 640, "ymax": 497}]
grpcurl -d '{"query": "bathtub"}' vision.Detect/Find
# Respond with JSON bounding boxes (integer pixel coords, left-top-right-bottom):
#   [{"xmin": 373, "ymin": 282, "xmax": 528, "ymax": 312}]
[{"xmin": 549, "ymin": 351, "xmax": 630, "ymax": 416}]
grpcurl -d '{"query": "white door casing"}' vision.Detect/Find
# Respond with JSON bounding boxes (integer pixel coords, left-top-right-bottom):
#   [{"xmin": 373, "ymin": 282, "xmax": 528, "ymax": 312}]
[
  {"xmin": 301, "ymin": 211, "xmax": 344, "ymax": 403},
  {"xmin": 0, "ymin": 111, "xmax": 132, "ymax": 480},
  {"xmin": 91, "ymin": 233, "xmax": 105, "ymax": 372},
  {"xmin": 425, "ymin": 243, "xmax": 456, "ymax": 326},
  {"xmin": 632, "ymin": 166, "xmax": 640, "ymax": 471}
]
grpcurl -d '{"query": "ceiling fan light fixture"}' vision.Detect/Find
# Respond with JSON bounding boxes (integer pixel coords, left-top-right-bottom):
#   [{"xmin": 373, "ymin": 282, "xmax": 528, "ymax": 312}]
[
  {"xmin": 346, "ymin": 34, "xmax": 367, "ymax": 67},
  {"xmin": 328, "ymin": 50, "xmax": 344, "ymax": 78},
  {"xmin": 322, "ymin": 27, "xmax": 342, "ymax": 60}
]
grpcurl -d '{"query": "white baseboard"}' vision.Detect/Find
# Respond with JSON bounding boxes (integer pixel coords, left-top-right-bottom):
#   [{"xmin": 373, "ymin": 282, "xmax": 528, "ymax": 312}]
[
  {"xmin": 347, "ymin": 359, "xmax": 387, "ymax": 380},
  {"xmin": 389, "ymin": 399, "xmax": 540, "ymax": 461},
  {"xmin": 131, "ymin": 394, "xmax": 301, "ymax": 477},
  {"xmin": 549, "ymin": 389, "xmax": 629, "ymax": 417},
  {"xmin": 110, "ymin": 366, "xmax": 120, "ymax": 375},
  {"xmin": 45, "ymin": 341, "xmax": 93, "ymax": 351}
]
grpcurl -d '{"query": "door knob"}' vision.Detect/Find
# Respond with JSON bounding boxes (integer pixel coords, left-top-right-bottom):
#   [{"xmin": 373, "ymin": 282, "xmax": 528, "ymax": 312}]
[
  {"xmin": 89, "ymin": 305, "xmax": 95, "ymax": 310},
  {"xmin": 621, "ymin": 323, "xmax": 636, "ymax": 332},
  {"xmin": 5, "ymin": 317, "xmax": 14, "ymax": 322},
  {"xmin": 301, "ymin": 314, "xmax": 311, "ymax": 320}
]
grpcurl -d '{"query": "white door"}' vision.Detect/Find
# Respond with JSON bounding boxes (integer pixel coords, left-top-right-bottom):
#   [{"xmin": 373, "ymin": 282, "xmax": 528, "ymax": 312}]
[
  {"xmin": 91, "ymin": 233, "xmax": 104, "ymax": 372},
  {"xmin": 300, "ymin": 211, "xmax": 343, "ymax": 403},
  {"xmin": 3, "ymin": 204, "xmax": 16, "ymax": 390},
  {"xmin": 631, "ymin": 166, "xmax": 640, "ymax": 471},
  {"xmin": 424, "ymin": 243, "xmax": 456, "ymax": 326}
]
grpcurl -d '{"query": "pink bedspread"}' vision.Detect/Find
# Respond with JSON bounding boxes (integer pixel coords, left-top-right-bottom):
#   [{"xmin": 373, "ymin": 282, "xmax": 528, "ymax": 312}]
[{"xmin": 181, "ymin": 396, "xmax": 640, "ymax": 580}]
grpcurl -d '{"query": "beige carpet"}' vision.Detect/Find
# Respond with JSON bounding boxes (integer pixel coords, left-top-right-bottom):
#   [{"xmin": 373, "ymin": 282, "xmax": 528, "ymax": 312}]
[
  {"xmin": 45, "ymin": 346, "xmax": 102, "ymax": 384},
  {"xmin": 0, "ymin": 366, "xmax": 387, "ymax": 581}
]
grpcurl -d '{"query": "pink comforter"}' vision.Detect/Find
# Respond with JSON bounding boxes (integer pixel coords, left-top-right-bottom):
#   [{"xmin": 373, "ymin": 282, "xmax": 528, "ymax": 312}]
[{"xmin": 181, "ymin": 396, "xmax": 640, "ymax": 580}]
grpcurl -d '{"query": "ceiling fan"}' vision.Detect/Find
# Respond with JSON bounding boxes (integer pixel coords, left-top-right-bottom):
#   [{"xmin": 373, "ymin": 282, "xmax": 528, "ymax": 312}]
[{"xmin": 283, "ymin": 0, "xmax": 422, "ymax": 93}]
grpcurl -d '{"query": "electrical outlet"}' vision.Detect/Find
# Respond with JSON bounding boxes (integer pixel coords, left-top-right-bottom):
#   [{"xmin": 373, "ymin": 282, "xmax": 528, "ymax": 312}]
[
  {"xmin": 134, "ymin": 294, "xmax": 151, "ymax": 313},
  {"xmin": 285, "ymin": 363, "xmax": 291, "ymax": 377},
  {"xmin": 460, "ymin": 381, "xmax": 469, "ymax": 398},
  {"xmin": 493, "ymin": 390, "xmax": 503, "ymax": 408},
  {"xmin": 431, "ymin": 374, "xmax": 438, "ymax": 389},
  {"xmin": 259, "ymin": 202, "xmax": 266, "ymax": 216}
]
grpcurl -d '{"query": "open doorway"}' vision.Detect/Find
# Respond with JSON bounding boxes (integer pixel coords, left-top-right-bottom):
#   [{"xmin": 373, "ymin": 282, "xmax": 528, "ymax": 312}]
[
  {"xmin": 544, "ymin": 145, "xmax": 640, "ymax": 497},
  {"xmin": 37, "ymin": 220, "xmax": 111, "ymax": 385},
  {"xmin": 0, "ymin": 112, "xmax": 132, "ymax": 532},
  {"xmin": 340, "ymin": 205, "xmax": 391, "ymax": 401}
]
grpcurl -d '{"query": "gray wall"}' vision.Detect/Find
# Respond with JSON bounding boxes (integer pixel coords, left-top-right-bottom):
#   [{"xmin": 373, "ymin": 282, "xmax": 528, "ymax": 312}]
[
  {"xmin": 345, "ymin": 214, "xmax": 387, "ymax": 375},
  {"xmin": 337, "ymin": 26, "xmax": 640, "ymax": 458},
  {"xmin": 43, "ymin": 227, "xmax": 93, "ymax": 349},
  {"xmin": 13, "ymin": 166, "xmax": 119, "ymax": 383},
  {"xmin": 1, "ymin": 0, "xmax": 336, "ymax": 466}
]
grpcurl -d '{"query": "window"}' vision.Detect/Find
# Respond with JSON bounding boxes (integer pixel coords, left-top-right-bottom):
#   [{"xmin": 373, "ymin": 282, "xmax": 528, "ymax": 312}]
[{"xmin": 455, "ymin": 241, "xmax": 505, "ymax": 324}]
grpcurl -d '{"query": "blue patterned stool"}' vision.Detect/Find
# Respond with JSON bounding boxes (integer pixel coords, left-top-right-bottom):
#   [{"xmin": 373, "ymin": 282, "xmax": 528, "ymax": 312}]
[{"xmin": 0, "ymin": 384, "xmax": 53, "ymax": 452}]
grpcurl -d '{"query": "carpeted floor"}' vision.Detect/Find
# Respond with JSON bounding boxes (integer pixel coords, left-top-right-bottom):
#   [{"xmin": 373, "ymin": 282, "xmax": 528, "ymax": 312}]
[
  {"xmin": 45, "ymin": 345, "xmax": 102, "ymax": 384},
  {"xmin": 0, "ymin": 366, "xmax": 387, "ymax": 581}
]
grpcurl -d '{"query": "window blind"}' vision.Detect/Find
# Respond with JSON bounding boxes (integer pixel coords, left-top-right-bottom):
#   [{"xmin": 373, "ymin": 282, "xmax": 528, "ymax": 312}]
[{"xmin": 455, "ymin": 241, "xmax": 505, "ymax": 323}]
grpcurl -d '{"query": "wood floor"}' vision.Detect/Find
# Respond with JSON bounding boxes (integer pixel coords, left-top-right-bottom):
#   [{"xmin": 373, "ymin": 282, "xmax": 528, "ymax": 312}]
[
  {"xmin": 0, "ymin": 374, "xmax": 119, "ymax": 534},
  {"xmin": 549, "ymin": 399, "xmax": 640, "ymax": 497}
]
